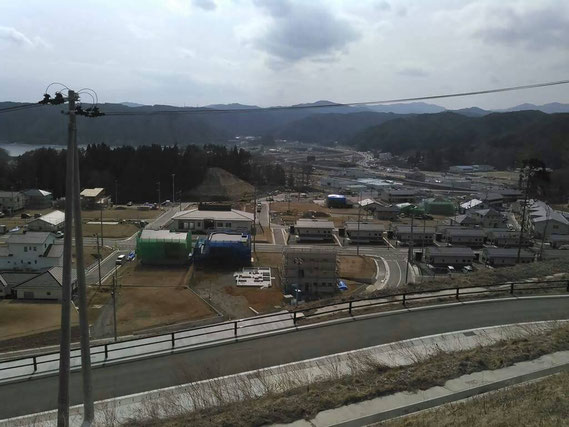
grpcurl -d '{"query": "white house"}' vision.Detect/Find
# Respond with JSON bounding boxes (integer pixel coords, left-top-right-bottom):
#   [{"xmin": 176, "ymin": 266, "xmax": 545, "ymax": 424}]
[
  {"xmin": 0, "ymin": 190, "xmax": 26, "ymax": 213},
  {"xmin": 1, "ymin": 267, "xmax": 76, "ymax": 300},
  {"xmin": 529, "ymin": 202, "xmax": 569, "ymax": 238},
  {"xmin": 0, "ymin": 232, "xmax": 63, "ymax": 271},
  {"xmin": 395, "ymin": 225, "xmax": 435, "ymax": 246},
  {"xmin": 345, "ymin": 222, "xmax": 385, "ymax": 244},
  {"xmin": 170, "ymin": 207, "xmax": 254, "ymax": 234},
  {"xmin": 27, "ymin": 210, "xmax": 65, "ymax": 232}
]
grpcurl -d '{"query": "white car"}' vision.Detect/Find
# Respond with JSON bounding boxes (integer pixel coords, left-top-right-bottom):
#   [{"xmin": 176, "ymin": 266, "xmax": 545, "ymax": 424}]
[{"xmin": 115, "ymin": 254, "xmax": 127, "ymax": 265}]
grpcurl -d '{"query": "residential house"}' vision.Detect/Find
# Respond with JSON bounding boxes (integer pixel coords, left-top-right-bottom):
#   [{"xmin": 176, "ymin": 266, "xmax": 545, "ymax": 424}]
[
  {"xmin": 0, "ymin": 267, "xmax": 77, "ymax": 300},
  {"xmin": 470, "ymin": 208, "xmax": 506, "ymax": 228},
  {"xmin": 444, "ymin": 228, "xmax": 486, "ymax": 247},
  {"xmin": 170, "ymin": 206, "xmax": 254, "ymax": 234},
  {"xmin": 0, "ymin": 190, "xmax": 26, "ymax": 214},
  {"xmin": 27, "ymin": 210, "xmax": 65, "ymax": 232},
  {"xmin": 448, "ymin": 214, "xmax": 479, "ymax": 227},
  {"xmin": 395, "ymin": 225, "xmax": 435, "ymax": 246},
  {"xmin": 480, "ymin": 193, "xmax": 504, "ymax": 210},
  {"xmin": 23, "ymin": 189, "xmax": 53, "ymax": 209},
  {"xmin": 0, "ymin": 232, "xmax": 63, "ymax": 271},
  {"xmin": 282, "ymin": 247, "xmax": 338, "ymax": 300},
  {"xmin": 294, "ymin": 219, "xmax": 335, "ymax": 242},
  {"xmin": 359, "ymin": 198, "xmax": 382, "ymax": 213},
  {"xmin": 499, "ymin": 189, "xmax": 522, "ymax": 203},
  {"xmin": 424, "ymin": 247, "xmax": 475, "ymax": 266},
  {"xmin": 481, "ymin": 248, "xmax": 534, "ymax": 266},
  {"xmin": 345, "ymin": 222, "xmax": 385, "ymax": 244},
  {"xmin": 459, "ymin": 198, "xmax": 484, "ymax": 214},
  {"xmin": 529, "ymin": 202, "xmax": 569, "ymax": 238},
  {"xmin": 80, "ymin": 188, "xmax": 109, "ymax": 209}
]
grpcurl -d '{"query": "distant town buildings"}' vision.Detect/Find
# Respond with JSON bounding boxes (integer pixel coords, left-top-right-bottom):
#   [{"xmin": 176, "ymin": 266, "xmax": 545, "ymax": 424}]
[
  {"xmin": 27, "ymin": 210, "xmax": 65, "ymax": 232},
  {"xmin": 80, "ymin": 187, "xmax": 110, "ymax": 209}
]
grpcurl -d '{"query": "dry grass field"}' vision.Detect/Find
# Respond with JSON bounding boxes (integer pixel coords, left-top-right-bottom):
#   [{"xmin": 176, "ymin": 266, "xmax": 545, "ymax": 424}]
[
  {"xmin": 338, "ymin": 255, "xmax": 377, "ymax": 284},
  {"xmin": 0, "ymin": 299, "xmax": 78, "ymax": 341},
  {"xmin": 82, "ymin": 223, "xmax": 139, "ymax": 238}
]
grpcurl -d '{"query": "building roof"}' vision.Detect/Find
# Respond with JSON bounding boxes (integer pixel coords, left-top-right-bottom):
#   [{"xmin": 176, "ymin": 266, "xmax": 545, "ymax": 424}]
[
  {"xmin": 139, "ymin": 229, "xmax": 188, "ymax": 242},
  {"xmin": 375, "ymin": 205, "xmax": 400, "ymax": 212},
  {"xmin": 345, "ymin": 222, "xmax": 385, "ymax": 232},
  {"xmin": 29, "ymin": 210, "xmax": 65, "ymax": 226},
  {"xmin": 482, "ymin": 192, "xmax": 504, "ymax": 202},
  {"xmin": 0, "ymin": 272, "xmax": 38, "ymax": 288},
  {"xmin": 460, "ymin": 199, "xmax": 483, "ymax": 210},
  {"xmin": 483, "ymin": 248, "xmax": 533, "ymax": 258},
  {"xmin": 427, "ymin": 247, "xmax": 475, "ymax": 257},
  {"xmin": 23, "ymin": 189, "xmax": 52, "ymax": 197},
  {"xmin": 446, "ymin": 228, "xmax": 486, "ymax": 237},
  {"xmin": 0, "ymin": 190, "xmax": 24, "ymax": 198},
  {"xmin": 473, "ymin": 208, "xmax": 502, "ymax": 217},
  {"xmin": 0, "ymin": 247, "xmax": 8, "ymax": 257},
  {"xmin": 45, "ymin": 244, "xmax": 64, "ymax": 258},
  {"xmin": 295, "ymin": 219, "xmax": 335, "ymax": 229},
  {"xmin": 80, "ymin": 188, "xmax": 104, "ymax": 198},
  {"xmin": 7, "ymin": 232, "xmax": 52, "ymax": 245},
  {"xmin": 487, "ymin": 230, "xmax": 520, "ymax": 239},
  {"xmin": 172, "ymin": 208, "xmax": 254, "ymax": 222},
  {"xmin": 396, "ymin": 225, "xmax": 436, "ymax": 234},
  {"xmin": 209, "ymin": 232, "xmax": 249, "ymax": 242},
  {"xmin": 385, "ymin": 189, "xmax": 416, "ymax": 196},
  {"xmin": 360, "ymin": 198, "xmax": 380, "ymax": 207},
  {"xmin": 12, "ymin": 266, "xmax": 76, "ymax": 290}
]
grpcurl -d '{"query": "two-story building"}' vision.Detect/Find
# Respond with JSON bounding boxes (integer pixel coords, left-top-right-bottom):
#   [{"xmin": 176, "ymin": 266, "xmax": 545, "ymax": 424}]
[
  {"xmin": 23, "ymin": 189, "xmax": 53, "ymax": 209},
  {"xmin": 0, "ymin": 232, "xmax": 63, "ymax": 271},
  {"xmin": 486, "ymin": 230, "xmax": 531, "ymax": 247},
  {"xmin": 381, "ymin": 189, "xmax": 417, "ymax": 204},
  {"xmin": 0, "ymin": 190, "xmax": 26, "ymax": 214},
  {"xmin": 470, "ymin": 208, "xmax": 506, "ymax": 228},
  {"xmin": 80, "ymin": 188, "xmax": 110, "ymax": 209},
  {"xmin": 374, "ymin": 205, "xmax": 400, "ymax": 221}
]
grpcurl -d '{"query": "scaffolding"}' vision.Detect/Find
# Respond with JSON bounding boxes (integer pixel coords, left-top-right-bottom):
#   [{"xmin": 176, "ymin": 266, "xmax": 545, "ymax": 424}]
[{"xmin": 136, "ymin": 230, "xmax": 192, "ymax": 265}]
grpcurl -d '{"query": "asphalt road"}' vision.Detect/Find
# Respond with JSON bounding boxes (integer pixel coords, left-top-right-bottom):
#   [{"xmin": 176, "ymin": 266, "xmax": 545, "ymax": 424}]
[{"xmin": 1, "ymin": 297, "xmax": 568, "ymax": 419}]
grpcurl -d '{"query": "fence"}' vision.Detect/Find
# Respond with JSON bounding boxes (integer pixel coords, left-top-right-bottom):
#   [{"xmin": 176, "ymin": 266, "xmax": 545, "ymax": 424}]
[{"xmin": 0, "ymin": 279, "xmax": 567, "ymax": 383}]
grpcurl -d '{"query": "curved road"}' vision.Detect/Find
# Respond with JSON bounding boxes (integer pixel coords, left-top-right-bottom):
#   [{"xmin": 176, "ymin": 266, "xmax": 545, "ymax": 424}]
[{"xmin": 1, "ymin": 296, "xmax": 568, "ymax": 419}]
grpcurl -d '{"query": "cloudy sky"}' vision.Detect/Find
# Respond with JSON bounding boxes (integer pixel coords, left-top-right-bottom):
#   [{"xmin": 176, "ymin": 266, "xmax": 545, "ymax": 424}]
[{"xmin": 1, "ymin": 0, "xmax": 568, "ymax": 109}]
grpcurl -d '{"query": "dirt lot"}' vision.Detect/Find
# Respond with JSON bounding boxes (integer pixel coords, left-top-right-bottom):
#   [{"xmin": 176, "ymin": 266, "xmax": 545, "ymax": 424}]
[
  {"xmin": 0, "ymin": 208, "xmax": 55, "ymax": 230},
  {"xmin": 81, "ymin": 207, "xmax": 162, "ymax": 221},
  {"xmin": 0, "ymin": 299, "xmax": 79, "ymax": 342},
  {"xmin": 191, "ymin": 266, "xmax": 284, "ymax": 319},
  {"xmin": 72, "ymin": 245, "xmax": 113, "ymax": 267},
  {"xmin": 82, "ymin": 223, "xmax": 139, "ymax": 238},
  {"xmin": 338, "ymin": 255, "xmax": 377, "ymax": 284},
  {"xmin": 89, "ymin": 262, "xmax": 215, "ymax": 335}
]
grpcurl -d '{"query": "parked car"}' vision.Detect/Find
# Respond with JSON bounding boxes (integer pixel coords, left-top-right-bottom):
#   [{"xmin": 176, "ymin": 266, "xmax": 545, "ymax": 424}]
[
  {"xmin": 20, "ymin": 213, "xmax": 31, "ymax": 219},
  {"xmin": 55, "ymin": 231, "xmax": 64, "ymax": 239},
  {"xmin": 34, "ymin": 213, "xmax": 42, "ymax": 218},
  {"xmin": 116, "ymin": 254, "xmax": 127, "ymax": 265},
  {"xmin": 126, "ymin": 201, "xmax": 133, "ymax": 206}
]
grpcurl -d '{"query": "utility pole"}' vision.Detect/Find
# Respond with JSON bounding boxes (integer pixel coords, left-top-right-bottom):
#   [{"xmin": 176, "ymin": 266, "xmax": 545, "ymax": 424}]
[
  {"xmin": 171, "ymin": 173, "xmax": 175, "ymax": 205},
  {"xmin": 157, "ymin": 181, "xmax": 161, "ymax": 209},
  {"xmin": 100, "ymin": 203, "xmax": 104, "ymax": 247},
  {"xmin": 405, "ymin": 211, "xmax": 415, "ymax": 284},
  {"xmin": 517, "ymin": 168, "xmax": 531, "ymax": 263},
  {"xmin": 112, "ymin": 274, "xmax": 118, "ymax": 342},
  {"xmin": 357, "ymin": 190, "xmax": 362, "ymax": 256},
  {"xmin": 71, "ymin": 122, "xmax": 94, "ymax": 423},
  {"xmin": 539, "ymin": 204, "xmax": 551, "ymax": 260},
  {"xmin": 96, "ymin": 233, "xmax": 102, "ymax": 289},
  {"xmin": 57, "ymin": 89, "xmax": 76, "ymax": 427},
  {"xmin": 253, "ymin": 187, "xmax": 257, "ymax": 254}
]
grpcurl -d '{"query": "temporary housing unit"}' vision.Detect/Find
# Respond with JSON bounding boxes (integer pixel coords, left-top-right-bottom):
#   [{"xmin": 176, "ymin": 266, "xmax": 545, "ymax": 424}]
[
  {"xmin": 395, "ymin": 225, "xmax": 435, "ymax": 246},
  {"xmin": 136, "ymin": 229, "xmax": 192, "ymax": 265},
  {"xmin": 294, "ymin": 219, "xmax": 335, "ymax": 242},
  {"xmin": 444, "ymin": 228, "xmax": 486, "ymax": 247},
  {"xmin": 481, "ymin": 248, "xmax": 534, "ymax": 266},
  {"xmin": 424, "ymin": 247, "xmax": 475, "ymax": 266},
  {"xmin": 23, "ymin": 189, "xmax": 53, "ymax": 209},
  {"xmin": 345, "ymin": 222, "xmax": 385, "ymax": 244}
]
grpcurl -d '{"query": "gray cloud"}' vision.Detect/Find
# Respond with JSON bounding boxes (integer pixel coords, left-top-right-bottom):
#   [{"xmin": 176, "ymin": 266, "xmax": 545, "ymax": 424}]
[
  {"xmin": 0, "ymin": 26, "xmax": 34, "ymax": 46},
  {"xmin": 253, "ymin": 0, "xmax": 359, "ymax": 64},
  {"xmin": 192, "ymin": 0, "xmax": 216, "ymax": 11},
  {"xmin": 375, "ymin": 1, "xmax": 391, "ymax": 12},
  {"xmin": 397, "ymin": 65, "xmax": 429, "ymax": 78},
  {"xmin": 473, "ymin": 5, "xmax": 569, "ymax": 50}
]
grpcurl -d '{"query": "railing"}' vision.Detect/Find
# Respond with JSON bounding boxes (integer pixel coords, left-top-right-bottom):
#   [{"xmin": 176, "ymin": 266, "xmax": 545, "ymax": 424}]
[{"xmin": 0, "ymin": 279, "xmax": 567, "ymax": 382}]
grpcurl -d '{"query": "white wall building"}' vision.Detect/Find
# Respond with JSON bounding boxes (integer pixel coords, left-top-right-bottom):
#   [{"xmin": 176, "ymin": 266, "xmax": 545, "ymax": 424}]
[
  {"xmin": 294, "ymin": 219, "xmax": 335, "ymax": 242},
  {"xmin": 0, "ymin": 191, "xmax": 26, "ymax": 213},
  {"xmin": 27, "ymin": 210, "xmax": 65, "ymax": 232},
  {"xmin": 170, "ymin": 207, "xmax": 254, "ymax": 234},
  {"xmin": 0, "ymin": 232, "xmax": 63, "ymax": 271}
]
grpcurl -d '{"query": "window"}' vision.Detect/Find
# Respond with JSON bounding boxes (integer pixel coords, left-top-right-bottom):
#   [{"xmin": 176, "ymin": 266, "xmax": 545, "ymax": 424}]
[
  {"xmin": 47, "ymin": 292, "xmax": 51, "ymax": 296},
  {"xmin": 24, "ymin": 247, "xmax": 28, "ymax": 252},
  {"xmin": 217, "ymin": 222, "xmax": 223, "ymax": 227},
  {"xmin": 33, "ymin": 246, "xmax": 37, "ymax": 251},
  {"xmin": 225, "ymin": 222, "xmax": 231, "ymax": 228}
]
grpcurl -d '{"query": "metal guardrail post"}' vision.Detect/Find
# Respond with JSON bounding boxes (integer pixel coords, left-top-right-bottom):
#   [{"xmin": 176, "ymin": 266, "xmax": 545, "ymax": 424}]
[
  {"xmin": 402, "ymin": 293, "xmax": 406, "ymax": 306},
  {"xmin": 349, "ymin": 301, "xmax": 353, "ymax": 315},
  {"xmin": 456, "ymin": 287, "xmax": 460, "ymax": 300},
  {"xmin": 33, "ymin": 356, "xmax": 37, "ymax": 372},
  {"xmin": 567, "ymin": 280, "xmax": 569, "ymax": 292},
  {"xmin": 171, "ymin": 333, "xmax": 175, "ymax": 348},
  {"xmin": 510, "ymin": 283, "xmax": 515, "ymax": 294},
  {"xmin": 293, "ymin": 311, "xmax": 297, "ymax": 324},
  {"xmin": 104, "ymin": 344, "xmax": 108, "ymax": 360},
  {"xmin": 234, "ymin": 321, "xmax": 238, "ymax": 336}
]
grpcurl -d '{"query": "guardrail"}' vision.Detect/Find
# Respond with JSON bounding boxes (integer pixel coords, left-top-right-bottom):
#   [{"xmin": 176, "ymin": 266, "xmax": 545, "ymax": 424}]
[{"xmin": 1, "ymin": 279, "xmax": 567, "ymax": 383}]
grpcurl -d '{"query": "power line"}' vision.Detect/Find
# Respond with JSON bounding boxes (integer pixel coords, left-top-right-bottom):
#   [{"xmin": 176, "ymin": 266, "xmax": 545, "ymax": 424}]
[
  {"xmin": 0, "ymin": 103, "xmax": 46, "ymax": 114},
  {"xmin": 103, "ymin": 78, "xmax": 569, "ymax": 117}
]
